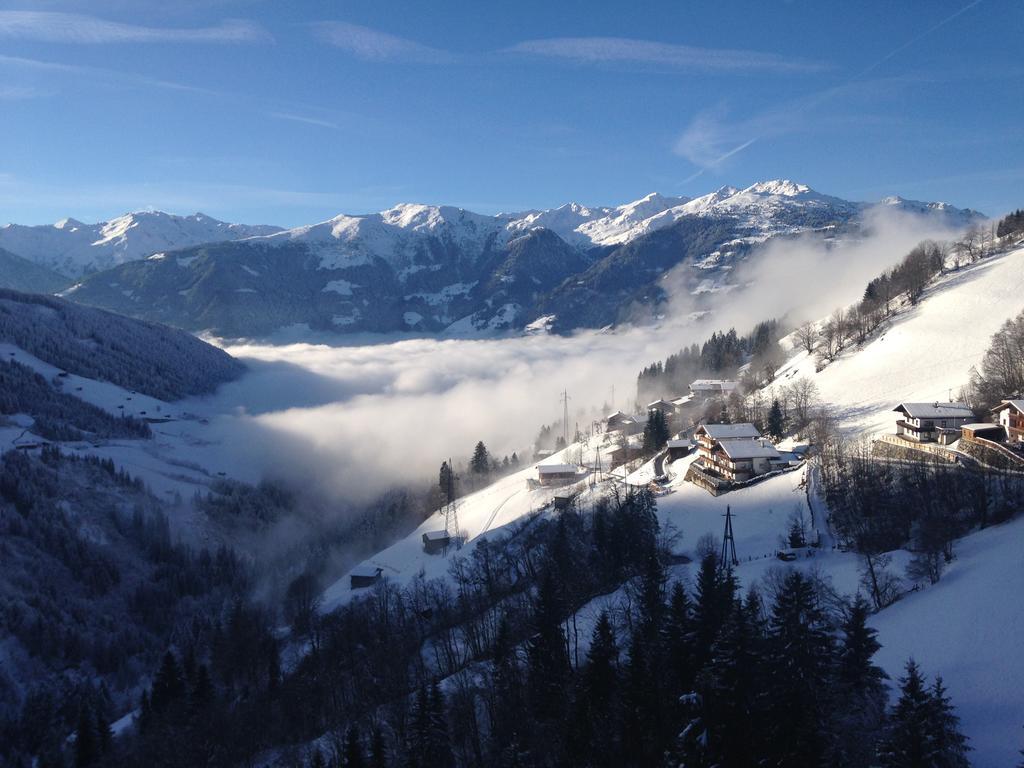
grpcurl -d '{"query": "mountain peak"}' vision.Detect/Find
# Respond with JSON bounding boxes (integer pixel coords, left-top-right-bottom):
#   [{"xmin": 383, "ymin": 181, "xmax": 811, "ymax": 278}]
[
  {"xmin": 744, "ymin": 179, "xmax": 813, "ymax": 197},
  {"xmin": 54, "ymin": 217, "xmax": 85, "ymax": 230}
]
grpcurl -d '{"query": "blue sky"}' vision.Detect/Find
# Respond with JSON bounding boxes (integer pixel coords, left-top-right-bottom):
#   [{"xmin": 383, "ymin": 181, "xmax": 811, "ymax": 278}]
[{"xmin": 0, "ymin": 0, "xmax": 1021, "ymax": 226}]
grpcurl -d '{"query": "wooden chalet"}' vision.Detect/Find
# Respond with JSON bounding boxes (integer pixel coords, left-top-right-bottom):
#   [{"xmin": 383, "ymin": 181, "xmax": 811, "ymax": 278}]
[
  {"xmin": 691, "ymin": 423, "xmax": 785, "ymax": 482},
  {"xmin": 537, "ymin": 464, "xmax": 578, "ymax": 487},
  {"xmin": 646, "ymin": 399, "xmax": 676, "ymax": 418},
  {"xmin": 694, "ymin": 423, "xmax": 761, "ymax": 459},
  {"xmin": 705, "ymin": 439, "xmax": 782, "ymax": 482},
  {"xmin": 605, "ymin": 411, "xmax": 642, "ymax": 435},
  {"xmin": 350, "ymin": 564, "xmax": 383, "ymax": 590},
  {"xmin": 553, "ymin": 491, "xmax": 577, "ymax": 511},
  {"xmin": 666, "ymin": 437, "xmax": 692, "ymax": 461},
  {"xmin": 893, "ymin": 402, "xmax": 974, "ymax": 443},
  {"xmin": 422, "ymin": 529, "xmax": 451, "ymax": 555},
  {"xmin": 993, "ymin": 400, "xmax": 1024, "ymax": 443}
]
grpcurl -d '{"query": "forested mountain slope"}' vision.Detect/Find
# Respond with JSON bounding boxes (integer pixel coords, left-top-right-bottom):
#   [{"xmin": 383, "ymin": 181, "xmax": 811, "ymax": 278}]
[
  {"xmin": 0, "ymin": 248, "xmax": 68, "ymax": 294},
  {"xmin": 0, "ymin": 289, "xmax": 244, "ymax": 400}
]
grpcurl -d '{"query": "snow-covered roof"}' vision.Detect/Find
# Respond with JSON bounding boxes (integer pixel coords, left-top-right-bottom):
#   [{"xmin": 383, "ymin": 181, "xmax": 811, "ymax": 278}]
[
  {"xmin": 538, "ymin": 464, "xmax": 577, "ymax": 474},
  {"xmin": 961, "ymin": 423, "xmax": 1004, "ymax": 431},
  {"xmin": 992, "ymin": 400, "xmax": 1024, "ymax": 414},
  {"xmin": 689, "ymin": 379, "xmax": 739, "ymax": 392},
  {"xmin": 893, "ymin": 402, "xmax": 974, "ymax": 419},
  {"xmin": 606, "ymin": 410, "xmax": 634, "ymax": 422},
  {"xmin": 720, "ymin": 440, "xmax": 781, "ymax": 460},
  {"xmin": 646, "ymin": 399, "xmax": 674, "ymax": 409},
  {"xmin": 350, "ymin": 564, "xmax": 383, "ymax": 578},
  {"xmin": 422, "ymin": 530, "xmax": 450, "ymax": 541},
  {"xmin": 695, "ymin": 423, "xmax": 761, "ymax": 440},
  {"xmin": 667, "ymin": 438, "xmax": 691, "ymax": 448}
]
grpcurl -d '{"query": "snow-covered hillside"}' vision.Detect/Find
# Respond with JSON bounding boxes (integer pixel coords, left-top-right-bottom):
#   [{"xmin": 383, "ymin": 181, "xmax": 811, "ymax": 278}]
[
  {"xmin": 773, "ymin": 245, "xmax": 1024, "ymax": 437},
  {"xmin": 0, "ymin": 211, "xmax": 282, "ymax": 277},
  {"xmin": 317, "ymin": 244, "xmax": 1024, "ymax": 765}
]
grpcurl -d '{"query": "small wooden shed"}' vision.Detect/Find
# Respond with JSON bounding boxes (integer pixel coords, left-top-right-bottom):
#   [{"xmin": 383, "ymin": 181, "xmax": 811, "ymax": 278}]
[{"xmin": 350, "ymin": 565, "xmax": 383, "ymax": 590}]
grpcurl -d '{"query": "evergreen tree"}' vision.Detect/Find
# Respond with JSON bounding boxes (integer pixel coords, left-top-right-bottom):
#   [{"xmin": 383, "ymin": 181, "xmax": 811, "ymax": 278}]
[
  {"xmin": 488, "ymin": 616, "xmax": 525, "ymax": 763},
  {"xmin": 926, "ymin": 677, "xmax": 971, "ymax": 768},
  {"xmin": 878, "ymin": 660, "xmax": 933, "ymax": 768},
  {"xmin": 74, "ymin": 705, "xmax": 97, "ymax": 768},
  {"xmin": 345, "ymin": 724, "xmax": 365, "ymax": 768},
  {"xmin": 828, "ymin": 596, "xmax": 888, "ymax": 768},
  {"xmin": 663, "ymin": 581, "xmax": 695, "ymax": 695},
  {"xmin": 425, "ymin": 681, "xmax": 454, "ymax": 768},
  {"xmin": 767, "ymin": 398, "xmax": 785, "ymax": 440},
  {"xmin": 94, "ymin": 708, "xmax": 113, "ymax": 757},
  {"xmin": 370, "ymin": 726, "xmax": 388, "ymax": 768},
  {"xmin": 191, "ymin": 663, "xmax": 214, "ymax": 708},
  {"xmin": 570, "ymin": 612, "xmax": 621, "ymax": 767},
  {"xmin": 642, "ymin": 409, "xmax": 671, "ymax": 455},
  {"xmin": 764, "ymin": 571, "xmax": 834, "ymax": 765},
  {"xmin": 438, "ymin": 461, "xmax": 454, "ymax": 501},
  {"xmin": 150, "ymin": 650, "xmax": 185, "ymax": 714},
  {"xmin": 692, "ymin": 552, "xmax": 727, "ymax": 667},
  {"xmin": 621, "ymin": 555, "xmax": 670, "ymax": 766},
  {"xmin": 526, "ymin": 572, "xmax": 570, "ymax": 723},
  {"xmin": 470, "ymin": 442, "xmax": 490, "ymax": 477},
  {"xmin": 697, "ymin": 597, "xmax": 762, "ymax": 767}
]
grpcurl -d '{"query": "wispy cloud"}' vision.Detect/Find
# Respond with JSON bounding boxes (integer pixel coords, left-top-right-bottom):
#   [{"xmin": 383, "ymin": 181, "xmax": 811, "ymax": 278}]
[
  {"xmin": 672, "ymin": 1, "xmax": 985, "ymax": 175},
  {"xmin": 0, "ymin": 11, "xmax": 270, "ymax": 44},
  {"xmin": 0, "ymin": 53, "xmax": 223, "ymax": 96},
  {"xmin": 267, "ymin": 111, "xmax": 339, "ymax": 129},
  {"xmin": 673, "ymin": 106, "xmax": 769, "ymax": 170},
  {"xmin": 503, "ymin": 37, "xmax": 824, "ymax": 73},
  {"xmin": 313, "ymin": 21, "xmax": 453, "ymax": 63},
  {"xmin": 0, "ymin": 84, "xmax": 41, "ymax": 99}
]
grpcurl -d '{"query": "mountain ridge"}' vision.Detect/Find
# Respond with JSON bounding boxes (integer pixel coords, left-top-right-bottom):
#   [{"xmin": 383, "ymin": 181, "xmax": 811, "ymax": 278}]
[{"xmin": 57, "ymin": 180, "xmax": 985, "ymax": 338}]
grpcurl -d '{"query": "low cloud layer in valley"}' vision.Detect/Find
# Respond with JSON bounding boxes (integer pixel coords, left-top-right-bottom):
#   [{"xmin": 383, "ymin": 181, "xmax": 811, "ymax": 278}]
[{"xmin": 202, "ymin": 207, "xmax": 964, "ymax": 505}]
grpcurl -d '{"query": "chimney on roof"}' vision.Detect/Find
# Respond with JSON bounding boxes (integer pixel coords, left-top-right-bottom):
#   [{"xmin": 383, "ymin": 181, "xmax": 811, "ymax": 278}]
[{"xmin": 933, "ymin": 401, "xmax": 939, "ymax": 408}]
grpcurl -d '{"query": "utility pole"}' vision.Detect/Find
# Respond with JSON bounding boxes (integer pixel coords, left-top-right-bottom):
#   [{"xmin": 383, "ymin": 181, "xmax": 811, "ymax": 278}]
[
  {"xmin": 561, "ymin": 389, "xmax": 570, "ymax": 448},
  {"xmin": 720, "ymin": 505, "xmax": 738, "ymax": 571}
]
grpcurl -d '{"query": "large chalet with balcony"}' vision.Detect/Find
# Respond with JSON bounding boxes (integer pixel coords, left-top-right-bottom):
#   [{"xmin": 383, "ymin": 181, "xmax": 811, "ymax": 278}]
[
  {"xmin": 993, "ymin": 400, "xmax": 1024, "ymax": 443},
  {"xmin": 693, "ymin": 423, "xmax": 783, "ymax": 482},
  {"xmin": 893, "ymin": 402, "xmax": 975, "ymax": 444}
]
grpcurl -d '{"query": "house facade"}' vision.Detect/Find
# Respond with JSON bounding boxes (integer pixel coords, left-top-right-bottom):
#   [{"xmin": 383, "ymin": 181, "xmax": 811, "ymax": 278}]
[
  {"xmin": 893, "ymin": 402, "xmax": 974, "ymax": 443},
  {"xmin": 993, "ymin": 400, "xmax": 1024, "ymax": 443},
  {"xmin": 692, "ymin": 423, "xmax": 782, "ymax": 482}
]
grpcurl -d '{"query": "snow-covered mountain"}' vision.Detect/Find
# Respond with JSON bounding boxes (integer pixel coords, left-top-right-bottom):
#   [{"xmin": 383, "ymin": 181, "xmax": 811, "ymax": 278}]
[
  {"xmin": 55, "ymin": 181, "xmax": 984, "ymax": 338},
  {"xmin": 0, "ymin": 211, "xmax": 283, "ymax": 277}
]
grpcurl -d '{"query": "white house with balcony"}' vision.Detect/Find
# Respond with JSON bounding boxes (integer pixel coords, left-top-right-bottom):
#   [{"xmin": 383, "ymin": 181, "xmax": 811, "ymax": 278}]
[{"xmin": 893, "ymin": 402, "xmax": 974, "ymax": 444}]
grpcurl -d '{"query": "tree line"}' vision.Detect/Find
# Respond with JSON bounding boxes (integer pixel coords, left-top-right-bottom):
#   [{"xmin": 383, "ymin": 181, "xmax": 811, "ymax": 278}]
[
  {"xmin": 636, "ymin": 320, "xmax": 784, "ymax": 406},
  {"xmin": 37, "ymin": 484, "xmax": 983, "ymax": 768}
]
